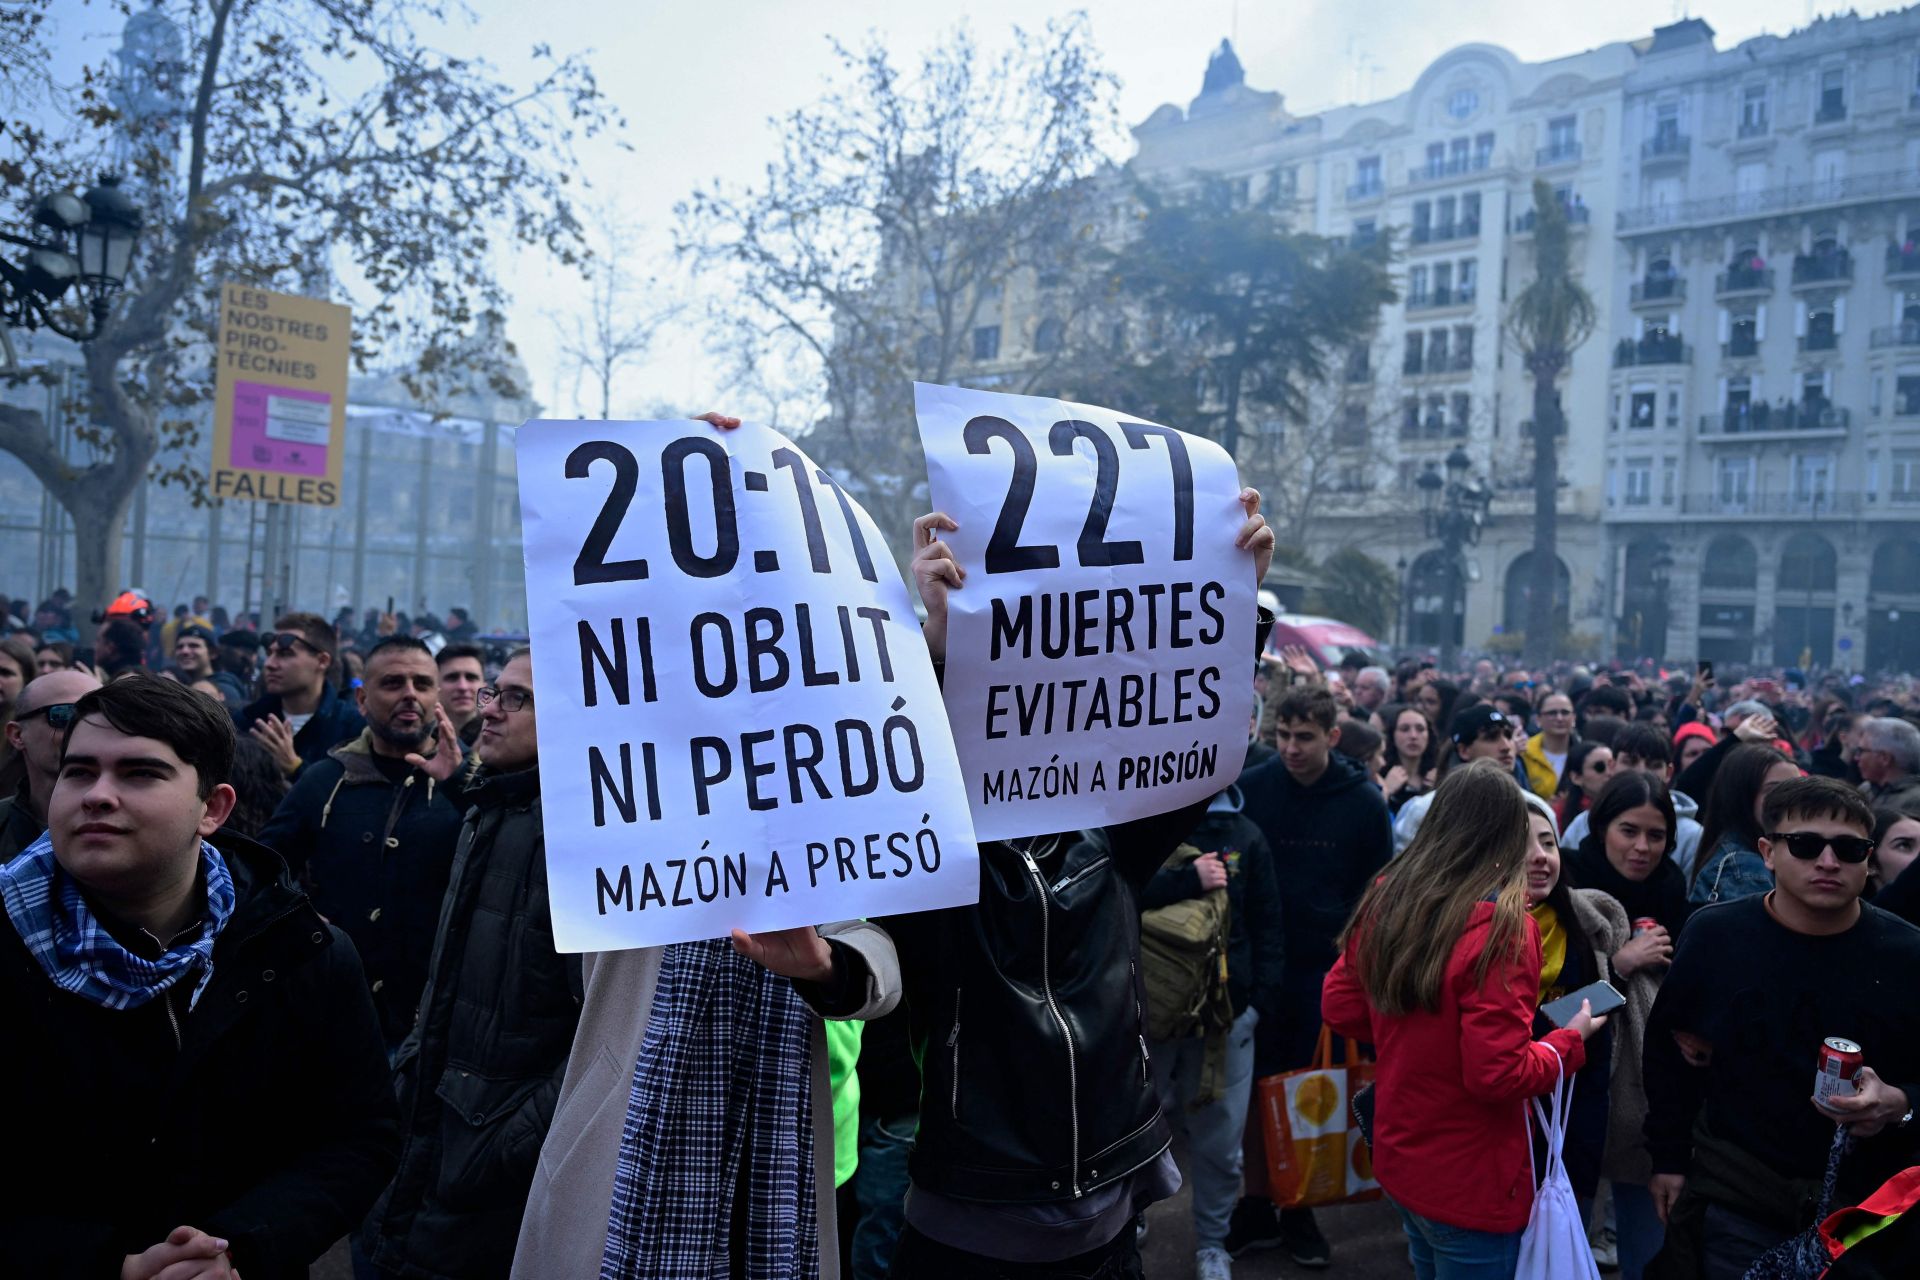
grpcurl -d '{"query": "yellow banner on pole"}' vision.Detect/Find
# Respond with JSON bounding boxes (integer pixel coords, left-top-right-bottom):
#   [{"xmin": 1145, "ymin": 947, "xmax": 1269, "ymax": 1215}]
[{"xmin": 209, "ymin": 284, "xmax": 351, "ymax": 506}]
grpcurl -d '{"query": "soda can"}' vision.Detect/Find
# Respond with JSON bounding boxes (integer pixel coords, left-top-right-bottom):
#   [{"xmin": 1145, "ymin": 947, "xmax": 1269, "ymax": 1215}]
[
  {"xmin": 1632, "ymin": 917, "xmax": 1661, "ymax": 937},
  {"xmin": 1815, "ymin": 1037, "xmax": 1864, "ymax": 1109}
]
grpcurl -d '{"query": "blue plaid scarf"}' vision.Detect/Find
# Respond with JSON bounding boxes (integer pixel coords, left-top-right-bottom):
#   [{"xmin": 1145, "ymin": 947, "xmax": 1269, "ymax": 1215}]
[
  {"xmin": 0, "ymin": 832, "xmax": 235, "ymax": 1011},
  {"xmin": 600, "ymin": 937, "xmax": 818, "ymax": 1280}
]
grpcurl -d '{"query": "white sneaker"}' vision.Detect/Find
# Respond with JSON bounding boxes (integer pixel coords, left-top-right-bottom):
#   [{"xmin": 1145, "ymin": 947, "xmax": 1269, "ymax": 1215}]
[
  {"xmin": 1195, "ymin": 1245, "xmax": 1234, "ymax": 1280},
  {"xmin": 1590, "ymin": 1224, "xmax": 1619, "ymax": 1271}
]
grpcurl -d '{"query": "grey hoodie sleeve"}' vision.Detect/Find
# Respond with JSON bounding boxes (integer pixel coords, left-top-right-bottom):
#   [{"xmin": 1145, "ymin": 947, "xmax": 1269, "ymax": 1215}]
[{"xmin": 799, "ymin": 919, "xmax": 901, "ymax": 1021}]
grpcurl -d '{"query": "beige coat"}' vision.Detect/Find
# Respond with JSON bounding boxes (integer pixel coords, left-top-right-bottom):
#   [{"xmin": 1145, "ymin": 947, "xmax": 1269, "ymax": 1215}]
[
  {"xmin": 1565, "ymin": 887, "xmax": 1663, "ymax": 1186},
  {"xmin": 510, "ymin": 922, "xmax": 900, "ymax": 1280}
]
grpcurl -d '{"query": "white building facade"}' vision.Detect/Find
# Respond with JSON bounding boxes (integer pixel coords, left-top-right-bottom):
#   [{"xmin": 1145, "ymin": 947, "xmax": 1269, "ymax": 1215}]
[{"xmin": 1604, "ymin": 12, "xmax": 1920, "ymax": 674}]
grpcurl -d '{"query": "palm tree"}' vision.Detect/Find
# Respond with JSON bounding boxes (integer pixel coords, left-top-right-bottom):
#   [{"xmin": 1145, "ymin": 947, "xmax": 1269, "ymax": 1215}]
[{"xmin": 1506, "ymin": 180, "xmax": 1596, "ymax": 666}]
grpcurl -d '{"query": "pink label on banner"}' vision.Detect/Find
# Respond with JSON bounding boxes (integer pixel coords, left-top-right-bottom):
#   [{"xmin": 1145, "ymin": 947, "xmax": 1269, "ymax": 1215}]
[{"xmin": 228, "ymin": 380, "xmax": 331, "ymax": 476}]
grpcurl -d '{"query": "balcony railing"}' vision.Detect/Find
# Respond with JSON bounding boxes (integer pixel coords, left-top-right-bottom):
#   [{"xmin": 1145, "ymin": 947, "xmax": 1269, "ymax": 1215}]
[
  {"xmin": 1814, "ymin": 99, "xmax": 1848, "ymax": 125},
  {"xmin": 1405, "ymin": 154, "xmax": 1491, "ymax": 187},
  {"xmin": 1792, "ymin": 250, "xmax": 1853, "ymax": 286},
  {"xmin": 1642, "ymin": 132, "xmax": 1691, "ymax": 162},
  {"xmin": 1699, "ymin": 403, "xmax": 1850, "ymax": 435},
  {"xmin": 1630, "ymin": 276, "xmax": 1684, "ymax": 306},
  {"xmin": 1887, "ymin": 244, "xmax": 1920, "ymax": 279},
  {"xmin": 1406, "ymin": 287, "xmax": 1477, "ymax": 312},
  {"xmin": 1619, "ymin": 168, "xmax": 1920, "ymax": 233},
  {"xmin": 1536, "ymin": 142, "xmax": 1581, "ymax": 168},
  {"xmin": 1716, "ymin": 266, "xmax": 1775, "ymax": 295},
  {"xmin": 1411, "ymin": 219, "xmax": 1480, "ymax": 246},
  {"xmin": 1347, "ymin": 178, "xmax": 1383, "ymax": 202},
  {"xmin": 1737, "ymin": 117, "xmax": 1770, "ymax": 139},
  {"xmin": 1870, "ymin": 323, "xmax": 1920, "ymax": 349},
  {"xmin": 1613, "ymin": 335, "xmax": 1690, "ymax": 367},
  {"xmin": 1512, "ymin": 204, "xmax": 1591, "ymax": 234},
  {"xmin": 1798, "ymin": 331, "xmax": 1839, "ymax": 353},
  {"xmin": 1680, "ymin": 491, "xmax": 1862, "ymax": 517},
  {"xmin": 1722, "ymin": 337, "xmax": 1760, "ymax": 359}
]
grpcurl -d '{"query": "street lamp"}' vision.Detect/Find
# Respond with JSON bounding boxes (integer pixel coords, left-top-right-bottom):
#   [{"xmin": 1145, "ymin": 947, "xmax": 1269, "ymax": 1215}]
[
  {"xmin": 1, "ymin": 175, "xmax": 142, "ymax": 342},
  {"xmin": 1415, "ymin": 449, "xmax": 1492, "ymax": 670}
]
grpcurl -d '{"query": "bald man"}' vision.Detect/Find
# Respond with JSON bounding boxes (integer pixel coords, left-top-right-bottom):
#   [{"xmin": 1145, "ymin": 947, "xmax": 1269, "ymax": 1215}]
[{"xmin": 0, "ymin": 668, "xmax": 102, "ymax": 861}]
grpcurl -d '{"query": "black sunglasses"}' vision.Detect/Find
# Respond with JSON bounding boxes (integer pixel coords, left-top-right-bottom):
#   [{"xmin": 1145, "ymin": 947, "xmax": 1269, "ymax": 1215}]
[
  {"xmin": 267, "ymin": 632, "xmax": 321, "ymax": 655},
  {"xmin": 20, "ymin": 702, "xmax": 79, "ymax": 729},
  {"xmin": 1767, "ymin": 832, "xmax": 1876, "ymax": 864}
]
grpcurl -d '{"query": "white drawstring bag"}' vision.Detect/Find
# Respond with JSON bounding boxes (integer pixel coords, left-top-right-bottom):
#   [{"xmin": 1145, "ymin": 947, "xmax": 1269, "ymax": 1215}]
[{"xmin": 1516, "ymin": 1048, "xmax": 1601, "ymax": 1280}]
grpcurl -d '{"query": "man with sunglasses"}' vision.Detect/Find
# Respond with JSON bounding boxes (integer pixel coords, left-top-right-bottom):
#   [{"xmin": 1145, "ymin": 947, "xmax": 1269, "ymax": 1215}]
[
  {"xmin": 0, "ymin": 668, "xmax": 102, "ymax": 861},
  {"xmin": 1645, "ymin": 776, "xmax": 1920, "ymax": 1276},
  {"xmin": 235, "ymin": 612, "xmax": 365, "ymax": 776}
]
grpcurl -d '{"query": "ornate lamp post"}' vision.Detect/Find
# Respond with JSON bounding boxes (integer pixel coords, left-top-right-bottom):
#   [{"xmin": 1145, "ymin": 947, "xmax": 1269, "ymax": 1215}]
[
  {"xmin": 1417, "ymin": 445, "xmax": 1491, "ymax": 670},
  {"xmin": 1, "ymin": 176, "xmax": 142, "ymax": 342}
]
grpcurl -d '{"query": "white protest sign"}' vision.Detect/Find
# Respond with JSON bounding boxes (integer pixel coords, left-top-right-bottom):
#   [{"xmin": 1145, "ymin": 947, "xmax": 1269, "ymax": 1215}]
[
  {"xmin": 914, "ymin": 383, "xmax": 1257, "ymax": 841},
  {"xmin": 516, "ymin": 419, "xmax": 978, "ymax": 953}
]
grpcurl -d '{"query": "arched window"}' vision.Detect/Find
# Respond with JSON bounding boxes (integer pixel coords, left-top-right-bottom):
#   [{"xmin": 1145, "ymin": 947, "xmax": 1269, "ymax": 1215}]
[
  {"xmin": 1778, "ymin": 532, "xmax": 1837, "ymax": 593},
  {"xmin": 1502, "ymin": 552, "xmax": 1570, "ymax": 635},
  {"xmin": 1033, "ymin": 317, "xmax": 1065, "ymax": 355},
  {"xmin": 1700, "ymin": 535, "xmax": 1757, "ymax": 590}
]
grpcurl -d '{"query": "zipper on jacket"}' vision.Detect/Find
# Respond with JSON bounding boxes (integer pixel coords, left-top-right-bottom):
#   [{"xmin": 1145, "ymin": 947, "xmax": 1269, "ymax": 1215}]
[
  {"xmin": 1020, "ymin": 847, "xmax": 1082, "ymax": 1196},
  {"xmin": 1050, "ymin": 854, "xmax": 1110, "ymax": 895},
  {"xmin": 162, "ymin": 987, "xmax": 182, "ymax": 1051},
  {"xmin": 1128, "ymin": 958, "xmax": 1150, "ymax": 1085},
  {"xmin": 947, "ymin": 988, "xmax": 962, "ymax": 1120}
]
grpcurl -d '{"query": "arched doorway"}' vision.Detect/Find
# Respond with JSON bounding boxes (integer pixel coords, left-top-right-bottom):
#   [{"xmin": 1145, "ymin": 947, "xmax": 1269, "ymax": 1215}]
[
  {"xmin": 1618, "ymin": 539, "xmax": 1673, "ymax": 660},
  {"xmin": 1406, "ymin": 549, "xmax": 1464, "ymax": 652},
  {"xmin": 1868, "ymin": 537, "xmax": 1920, "ymax": 674},
  {"xmin": 1697, "ymin": 534, "xmax": 1756, "ymax": 665},
  {"xmin": 1502, "ymin": 551, "xmax": 1570, "ymax": 640},
  {"xmin": 1774, "ymin": 532, "xmax": 1837, "ymax": 667}
]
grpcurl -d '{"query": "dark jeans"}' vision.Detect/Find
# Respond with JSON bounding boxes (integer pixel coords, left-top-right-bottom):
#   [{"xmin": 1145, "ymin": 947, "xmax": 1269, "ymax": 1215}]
[
  {"xmin": 851, "ymin": 1113, "xmax": 915, "ymax": 1280},
  {"xmin": 888, "ymin": 1223, "xmax": 1144, "ymax": 1279}
]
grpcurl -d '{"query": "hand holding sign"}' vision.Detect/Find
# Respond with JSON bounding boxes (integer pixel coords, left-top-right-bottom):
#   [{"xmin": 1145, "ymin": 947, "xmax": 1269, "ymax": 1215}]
[
  {"xmin": 517, "ymin": 417, "xmax": 978, "ymax": 952},
  {"xmin": 915, "ymin": 383, "xmax": 1261, "ymax": 839}
]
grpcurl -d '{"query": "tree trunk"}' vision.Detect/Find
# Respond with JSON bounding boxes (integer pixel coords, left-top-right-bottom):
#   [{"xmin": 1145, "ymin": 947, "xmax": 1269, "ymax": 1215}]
[
  {"xmin": 1221, "ymin": 361, "xmax": 1242, "ymax": 462},
  {"xmin": 71, "ymin": 488, "xmax": 133, "ymax": 634},
  {"xmin": 1523, "ymin": 362, "xmax": 1561, "ymax": 667}
]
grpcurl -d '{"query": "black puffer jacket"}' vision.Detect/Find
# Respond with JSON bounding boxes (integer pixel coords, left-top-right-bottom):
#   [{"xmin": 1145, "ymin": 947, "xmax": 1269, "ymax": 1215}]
[
  {"xmin": 884, "ymin": 798, "xmax": 1207, "ymax": 1204},
  {"xmin": 257, "ymin": 731, "xmax": 467, "ymax": 1045},
  {"xmin": 363, "ymin": 766, "xmax": 583, "ymax": 1280},
  {"xmin": 0, "ymin": 831, "xmax": 398, "ymax": 1279}
]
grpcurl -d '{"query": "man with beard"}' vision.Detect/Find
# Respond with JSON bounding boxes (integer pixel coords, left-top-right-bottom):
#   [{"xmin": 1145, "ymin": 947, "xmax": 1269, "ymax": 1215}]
[{"xmin": 259, "ymin": 635, "xmax": 469, "ymax": 1049}]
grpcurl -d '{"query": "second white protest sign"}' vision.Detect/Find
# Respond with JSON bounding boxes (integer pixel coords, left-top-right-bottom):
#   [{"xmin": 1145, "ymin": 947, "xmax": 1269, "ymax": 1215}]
[
  {"xmin": 914, "ymin": 383, "xmax": 1257, "ymax": 840},
  {"xmin": 516, "ymin": 419, "xmax": 978, "ymax": 952}
]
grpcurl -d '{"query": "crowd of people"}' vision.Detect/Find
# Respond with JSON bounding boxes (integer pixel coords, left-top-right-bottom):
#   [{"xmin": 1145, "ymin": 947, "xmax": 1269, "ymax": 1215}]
[{"xmin": 2, "ymin": 482, "xmax": 1919, "ymax": 1279}]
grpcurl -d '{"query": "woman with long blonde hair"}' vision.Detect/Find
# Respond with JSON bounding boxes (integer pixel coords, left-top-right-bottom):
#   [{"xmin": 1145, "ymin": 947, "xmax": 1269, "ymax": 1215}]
[{"xmin": 1323, "ymin": 762, "xmax": 1608, "ymax": 1279}]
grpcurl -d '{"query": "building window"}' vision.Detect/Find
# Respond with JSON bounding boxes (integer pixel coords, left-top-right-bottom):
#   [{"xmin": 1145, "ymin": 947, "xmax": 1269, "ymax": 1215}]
[
  {"xmin": 1427, "ymin": 328, "xmax": 1449, "ymax": 369},
  {"xmin": 1740, "ymin": 84, "xmax": 1769, "ymax": 136},
  {"xmin": 1267, "ymin": 165, "xmax": 1298, "ymax": 203},
  {"xmin": 1652, "ymin": 101, "xmax": 1681, "ymax": 146},
  {"xmin": 1818, "ymin": 67, "xmax": 1846, "ymax": 121},
  {"xmin": 1354, "ymin": 155, "xmax": 1381, "ymax": 196},
  {"xmin": 1450, "ymin": 392, "xmax": 1471, "ymax": 435},
  {"xmin": 1458, "ymin": 258, "xmax": 1478, "ymax": 302},
  {"xmin": 1611, "ymin": 392, "xmax": 1622, "ymax": 432},
  {"xmin": 1716, "ymin": 458, "xmax": 1754, "ymax": 508},
  {"xmin": 1337, "ymin": 403, "xmax": 1370, "ymax": 448},
  {"xmin": 1409, "ymin": 264, "xmax": 1429, "ymax": 304},
  {"xmin": 1546, "ymin": 115, "xmax": 1577, "ymax": 159},
  {"xmin": 1897, "ymin": 375, "xmax": 1920, "ymax": 416},
  {"xmin": 1474, "ymin": 132, "xmax": 1495, "ymax": 167},
  {"xmin": 1630, "ymin": 390, "xmax": 1656, "ymax": 428},
  {"xmin": 1404, "ymin": 332, "xmax": 1424, "ymax": 375},
  {"xmin": 1455, "ymin": 325, "xmax": 1475, "ymax": 369},
  {"xmin": 1033, "ymin": 317, "xmax": 1065, "ymax": 354},
  {"xmin": 1624, "ymin": 457, "xmax": 1653, "ymax": 506},
  {"xmin": 1662, "ymin": 459, "xmax": 1677, "ymax": 504},
  {"xmin": 1461, "ymin": 191, "xmax": 1482, "ymax": 234},
  {"xmin": 1892, "ymin": 450, "xmax": 1920, "ymax": 502},
  {"xmin": 979, "ymin": 279, "xmax": 1003, "ymax": 304},
  {"xmin": 1427, "ymin": 394, "xmax": 1448, "ymax": 436},
  {"xmin": 1412, "ymin": 200, "xmax": 1431, "ymax": 240},
  {"xmin": 1402, "ymin": 397, "xmax": 1422, "ymax": 439},
  {"xmin": 972, "ymin": 325, "xmax": 1000, "ymax": 361},
  {"xmin": 1804, "ymin": 308, "xmax": 1837, "ymax": 352},
  {"xmin": 1794, "ymin": 453, "xmax": 1833, "ymax": 503},
  {"xmin": 1666, "ymin": 389, "xmax": 1681, "ymax": 428},
  {"xmin": 1728, "ymin": 313, "xmax": 1759, "ymax": 358},
  {"xmin": 915, "ymin": 334, "xmax": 939, "ymax": 370}
]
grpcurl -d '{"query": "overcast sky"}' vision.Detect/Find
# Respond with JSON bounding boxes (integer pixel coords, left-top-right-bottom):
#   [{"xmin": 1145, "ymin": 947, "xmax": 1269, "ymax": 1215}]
[{"xmin": 46, "ymin": 0, "xmax": 1908, "ymax": 418}]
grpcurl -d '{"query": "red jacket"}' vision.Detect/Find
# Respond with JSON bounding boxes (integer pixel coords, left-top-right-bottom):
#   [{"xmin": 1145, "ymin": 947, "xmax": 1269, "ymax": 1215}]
[{"xmin": 1322, "ymin": 901, "xmax": 1586, "ymax": 1234}]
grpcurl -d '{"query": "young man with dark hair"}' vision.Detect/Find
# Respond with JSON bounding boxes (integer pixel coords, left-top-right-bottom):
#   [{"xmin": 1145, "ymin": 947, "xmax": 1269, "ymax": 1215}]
[
  {"xmin": 237, "ymin": 610, "xmax": 365, "ymax": 775},
  {"xmin": 0, "ymin": 673, "xmax": 398, "ymax": 1276},
  {"xmin": 258, "ymin": 635, "xmax": 469, "ymax": 1050},
  {"xmin": 95, "ymin": 617, "xmax": 149, "ymax": 679},
  {"xmin": 1563, "ymin": 721, "xmax": 1706, "ymax": 878},
  {"xmin": 1231, "ymin": 684, "xmax": 1393, "ymax": 1266},
  {"xmin": 434, "ymin": 642, "xmax": 487, "ymax": 747},
  {"xmin": 169, "ymin": 623, "xmax": 218, "ymax": 686},
  {"xmin": 1580, "ymin": 683, "xmax": 1634, "ymax": 734},
  {"xmin": 1645, "ymin": 776, "xmax": 1920, "ymax": 1276}
]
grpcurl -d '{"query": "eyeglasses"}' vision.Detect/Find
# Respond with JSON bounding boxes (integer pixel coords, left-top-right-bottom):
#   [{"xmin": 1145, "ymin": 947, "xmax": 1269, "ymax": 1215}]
[
  {"xmin": 267, "ymin": 632, "xmax": 322, "ymax": 656},
  {"xmin": 477, "ymin": 685, "xmax": 532, "ymax": 713},
  {"xmin": 18, "ymin": 702, "xmax": 78, "ymax": 729},
  {"xmin": 1766, "ymin": 832, "xmax": 1876, "ymax": 864}
]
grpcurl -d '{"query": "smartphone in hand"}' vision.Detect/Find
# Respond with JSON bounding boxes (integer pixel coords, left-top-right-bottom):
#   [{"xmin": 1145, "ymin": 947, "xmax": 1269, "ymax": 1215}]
[{"xmin": 1542, "ymin": 980, "xmax": 1626, "ymax": 1029}]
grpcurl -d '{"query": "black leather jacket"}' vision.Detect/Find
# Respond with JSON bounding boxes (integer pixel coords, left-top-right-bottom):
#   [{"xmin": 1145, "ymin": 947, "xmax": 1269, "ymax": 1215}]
[{"xmin": 883, "ymin": 797, "xmax": 1206, "ymax": 1204}]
